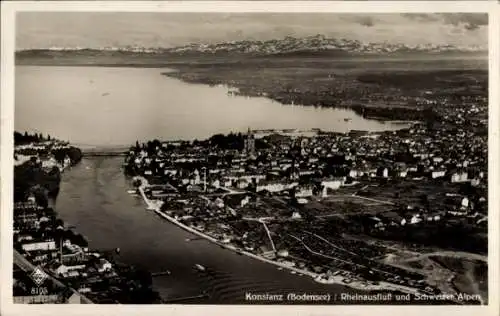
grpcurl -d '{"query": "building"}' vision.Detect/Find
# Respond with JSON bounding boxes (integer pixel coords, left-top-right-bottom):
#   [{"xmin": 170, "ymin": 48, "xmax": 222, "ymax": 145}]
[
  {"xmin": 321, "ymin": 178, "xmax": 344, "ymax": 196},
  {"xmin": 256, "ymin": 181, "xmax": 297, "ymax": 193},
  {"xmin": 96, "ymin": 259, "xmax": 113, "ymax": 273},
  {"xmin": 21, "ymin": 240, "xmax": 57, "ymax": 252},
  {"xmin": 451, "ymin": 171, "xmax": 468, "ymax": 183},
  {"xmin": 243, "ymin": 128, "xmax": 256, "ymax": 157},
  {"xmin": 296, "ymin": 185, "xmax": 314, "ymax": 198},
  {"xmin": 431, "ymin": 170, "xmax": 446, "ymax": 179},
  {"xmin": 52, "ymin": 263, "xmax": 86, "ymax": 276},
  {"xmin": 14, "ymin": 295, "xmax": 61, "ymax": 304}
]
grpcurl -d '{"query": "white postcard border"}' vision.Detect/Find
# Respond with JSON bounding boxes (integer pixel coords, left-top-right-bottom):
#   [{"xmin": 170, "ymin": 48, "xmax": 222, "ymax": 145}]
[{"xmin": 1, "ymin": 2, "xmax": 499, "ymax": 316}]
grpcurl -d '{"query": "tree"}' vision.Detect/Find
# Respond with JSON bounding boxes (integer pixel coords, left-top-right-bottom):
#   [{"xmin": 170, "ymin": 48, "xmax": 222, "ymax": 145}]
[
  {"xmin": 72, "ymin": 234, "xmax": 88, "ymax": 247},
  {"xmin": 55, "ymin": 219, "xmax": 65, "ymax": 228}
]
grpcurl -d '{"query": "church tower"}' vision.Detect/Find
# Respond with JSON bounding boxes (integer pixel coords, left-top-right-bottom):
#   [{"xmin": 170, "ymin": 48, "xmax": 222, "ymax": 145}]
[{"xmin": 244, "ymin": 127, "xmax": 256, "ymax": 157}]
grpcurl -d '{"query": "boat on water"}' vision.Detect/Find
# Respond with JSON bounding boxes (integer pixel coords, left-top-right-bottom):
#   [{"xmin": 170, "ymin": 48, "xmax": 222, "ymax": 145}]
[
  {"xmin": 194, "ymin": 264, "xmax": 206, "ymax": 272},
  {"xmin": 127, "ymin": 189, "xmax": 137, "ymax": 194},
  {"xmin": 314, "ymin": 276, "xmax": 336, "ymax": 284},
  {"xmin": 344, "ymin": 118, "xmax": 352, "ymax": 122}
]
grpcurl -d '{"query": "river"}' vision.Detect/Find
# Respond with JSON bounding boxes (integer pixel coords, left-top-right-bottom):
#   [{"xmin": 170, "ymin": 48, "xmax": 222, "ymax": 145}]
[
  {"xmin": 16, "ymin": 65, "xmax": 405, "ymax": 304},
  {"xmin": 55, "ymin": 156, "xmax": 364, "ymax": 304}
]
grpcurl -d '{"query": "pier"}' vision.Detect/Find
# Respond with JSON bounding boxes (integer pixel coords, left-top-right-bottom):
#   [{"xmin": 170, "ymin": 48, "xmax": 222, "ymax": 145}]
[
  {"xmin": 151, "ymin": 270, "xmax": 171, "ymax": 277},
  {"xmin": 161, "ymin": 293, "xmax": 210, "ymax": 303}
]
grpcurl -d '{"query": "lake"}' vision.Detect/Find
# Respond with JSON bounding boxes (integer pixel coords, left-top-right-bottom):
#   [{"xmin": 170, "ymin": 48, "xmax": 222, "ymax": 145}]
[{"xmin": 15, "ymin": 65, "xmax": 405, "ymax": 148}]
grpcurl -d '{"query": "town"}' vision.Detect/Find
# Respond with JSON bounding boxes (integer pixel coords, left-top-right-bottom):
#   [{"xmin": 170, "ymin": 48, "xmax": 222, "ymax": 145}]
[
  {"xmin": 9, "ymin": 9, "xmax": 491, "ymax": 308},
  {"xmin": 12, "ymin": 132, "xmax": 160, "ymax": 304},
  {"xmin": 123, "ymin": 89, "xmax": 487, "ymax": 303},
  {"xmin": 11, "ymin": 81, "xmax": 488, "ymax": 304}
]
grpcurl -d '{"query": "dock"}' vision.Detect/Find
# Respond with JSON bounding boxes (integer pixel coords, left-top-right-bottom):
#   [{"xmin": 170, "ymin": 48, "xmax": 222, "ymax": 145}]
[
  {"xmin": 151, "ymin": 270, "xmax": 171, "ymax": 277},
  {"xmin": 161, "ymin": 293, "xmax": 210, "ymax": 303}
]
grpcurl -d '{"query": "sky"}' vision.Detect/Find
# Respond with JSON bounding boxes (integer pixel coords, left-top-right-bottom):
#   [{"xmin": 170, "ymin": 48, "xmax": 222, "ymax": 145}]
[{"xmin": 16, "ymin": 13, "xmax": 488, "ymax": 50}]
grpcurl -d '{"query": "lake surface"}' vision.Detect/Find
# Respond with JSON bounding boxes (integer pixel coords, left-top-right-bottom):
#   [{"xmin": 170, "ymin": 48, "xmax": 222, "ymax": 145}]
[{"xmin": 15, "ymin": 66, "xmax": 405, "ymax": 147}]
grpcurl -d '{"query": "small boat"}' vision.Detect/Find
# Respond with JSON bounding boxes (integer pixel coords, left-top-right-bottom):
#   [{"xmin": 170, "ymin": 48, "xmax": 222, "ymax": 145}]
[
  {"xmin": 344, "ymin": 118, "xmax": 352, "ymax": 122},
  {"xmin": 194, "ymin": 264, "xmax": 206, "ymax": 272},
  {"xmin": 127, "ymin": 190, "xmax": 137, "ymax": 194}
]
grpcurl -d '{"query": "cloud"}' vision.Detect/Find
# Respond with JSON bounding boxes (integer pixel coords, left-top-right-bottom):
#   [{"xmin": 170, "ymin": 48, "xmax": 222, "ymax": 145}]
[
  {"xmin": 401, "ymin": 13, "xmax": 488, "ymax": 31},
  {"xmin": 342, "ymin": 15, "xmax": 376, "ymax": 27},
  {"xmin": 439, "ymin": 13, "xmax": 488, "ymax": 31},
  {"xmin": 16, "ymin": 12, "xmax": 488, "ymax": 50},
  {"xmin": 400, "ymin": 13, "xmax": 440, "ymax": 22}
]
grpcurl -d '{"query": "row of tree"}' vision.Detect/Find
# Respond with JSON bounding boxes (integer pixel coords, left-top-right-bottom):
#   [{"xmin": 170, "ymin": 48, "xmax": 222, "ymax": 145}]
[{"xmin": 14, "ymin": 131, "xmax": 53, "ymax": 145}]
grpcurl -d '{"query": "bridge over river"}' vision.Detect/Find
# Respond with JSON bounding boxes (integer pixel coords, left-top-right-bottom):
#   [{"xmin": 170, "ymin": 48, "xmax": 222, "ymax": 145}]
[{"xmin": 75, "ymin": 143, "xmax": 130, "ymax": 157}]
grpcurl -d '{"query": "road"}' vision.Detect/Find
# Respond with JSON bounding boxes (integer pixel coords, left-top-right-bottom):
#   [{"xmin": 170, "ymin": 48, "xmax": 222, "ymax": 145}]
[
  {"xmin": 241, "ymin": 217, "xmax": 276, "ymax": 251},
  {"xmin": 351, "ymin": 194, "xmax": 395, "ymax": 205},
  {"xmin": 261, "ymin": 221, "xmax": 277, "ymax": 252},
  {"xmin": 304, "ymin": 231, "xmax": 362, "ymax": 258}
]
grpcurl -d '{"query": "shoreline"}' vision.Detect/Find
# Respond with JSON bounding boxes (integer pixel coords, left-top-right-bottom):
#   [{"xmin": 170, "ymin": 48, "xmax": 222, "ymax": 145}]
[
  {"xmin": 133, "ymin": 177, "xmax": 429, "ymax": 297},
  {"xmin": 16, "ymin": 62, "xmax": 454, "ymax": 123}
]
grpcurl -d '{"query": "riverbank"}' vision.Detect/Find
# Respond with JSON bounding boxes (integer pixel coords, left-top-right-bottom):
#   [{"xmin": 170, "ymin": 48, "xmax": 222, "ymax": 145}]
[
  {"xmin": 132, "ymin": 176, "xmax": 430, "ymax": 297},
  {"xmin": 13, "ymin": 136, "xmax": 161, "ymax": 304},
  {"xmin": 14, "ymin": 134, "xmax": 84, "ymax": 203}
]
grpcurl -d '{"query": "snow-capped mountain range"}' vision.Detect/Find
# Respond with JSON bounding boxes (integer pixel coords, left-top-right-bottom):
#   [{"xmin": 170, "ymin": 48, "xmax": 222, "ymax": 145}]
[{"xmin": 18, "ymin": 34, "xmax": 487, "ymax": 56}]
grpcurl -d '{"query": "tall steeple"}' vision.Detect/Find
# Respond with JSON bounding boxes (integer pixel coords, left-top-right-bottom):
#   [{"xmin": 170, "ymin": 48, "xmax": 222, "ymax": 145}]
[{"xmin": 244, "ymin": 127, "xmax": 255, "ymax": 157}]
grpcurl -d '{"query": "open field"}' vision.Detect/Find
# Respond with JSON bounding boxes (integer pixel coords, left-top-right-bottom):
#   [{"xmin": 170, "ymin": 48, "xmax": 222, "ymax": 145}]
[
  {"xmin": 304, "ymin": 195, "xmax": 391, "ymax": 218},
  {"xmin": 382, "ymin": 252, "xmax": 487, "ymax": 303},
  {"xmin": 432, "ymin": 256, "xmax": 487, "ymax": 300},
  {"xmin": 355, "ymin": 180, "xmax": 474, "ymax": 209}
]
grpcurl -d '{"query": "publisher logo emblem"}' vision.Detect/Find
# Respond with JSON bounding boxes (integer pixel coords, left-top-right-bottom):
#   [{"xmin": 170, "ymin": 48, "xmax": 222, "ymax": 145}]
[{"xmin": 30, "ymin": 267, "xmax": 48, "ymax": 286}]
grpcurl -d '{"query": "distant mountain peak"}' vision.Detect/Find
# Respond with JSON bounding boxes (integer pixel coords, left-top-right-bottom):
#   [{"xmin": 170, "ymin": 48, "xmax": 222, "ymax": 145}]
[
  {"xmin": 164, "ymin": 35, "xmax": 486, "ymax": 56},
  {"xmin": 16, "ymin": 35, "xmax": 487, "ymax": 56}
]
